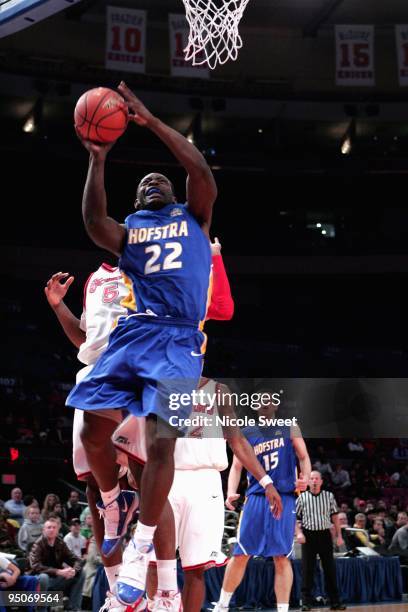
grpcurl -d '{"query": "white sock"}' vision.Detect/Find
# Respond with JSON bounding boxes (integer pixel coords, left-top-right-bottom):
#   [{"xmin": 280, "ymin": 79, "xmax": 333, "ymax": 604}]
[
  {"xmin": 134, "ymin": 521, "xmax": 157, "ymax": 544},
  {"xmin": 156, "ymin": 559, "xmax": 177, "ymax": 592},
  {"xmin": 104, "ymin": 564, "xmax": 120, "ymax": 592},
  {"xmin": 101, "ymin": 484, "xmax": 121, "ymax": 507},
  {"xmin": 219, "ymin": 589, "xmax": 233, "ymax": 607},
  {"xmin": 277, "ymin": 605, "xmax": 289, "ymax": 612}
]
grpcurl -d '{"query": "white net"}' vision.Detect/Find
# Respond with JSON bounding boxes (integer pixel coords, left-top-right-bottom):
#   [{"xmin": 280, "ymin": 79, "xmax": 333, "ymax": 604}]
[{"xmin": 182, "ymin": 0, "xmax": 250, "ymax": 70}]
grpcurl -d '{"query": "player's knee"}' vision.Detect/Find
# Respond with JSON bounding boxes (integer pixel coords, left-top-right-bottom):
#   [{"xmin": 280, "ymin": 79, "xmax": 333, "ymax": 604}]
[
  {"xmin": 233, "ymin": 554, "xmax": 250, "ymax": 566},
  {"xmin": 184, "ymin": 567, "xmax": 205, "ymax": 582},
  {"xmin": 146, "ymin": 436, "xmax": 176, "ymax": 464},
  {"xmin": 273, "ymin": 555, "xmax": 289, "ymax": 569}
]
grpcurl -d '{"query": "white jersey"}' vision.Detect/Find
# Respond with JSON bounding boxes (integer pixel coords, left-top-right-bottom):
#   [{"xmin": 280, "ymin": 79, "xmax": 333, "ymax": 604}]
[
  {"xmin": 174, "ymin": 378, "xmax": 228, "ymax": 471},
  {"xmin": 77, "ymin": 263, "xmax": 128, "ymax": 366}
]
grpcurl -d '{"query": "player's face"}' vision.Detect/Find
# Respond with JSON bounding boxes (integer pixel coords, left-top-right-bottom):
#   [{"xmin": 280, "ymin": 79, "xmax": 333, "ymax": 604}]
[
  {"xmin": 136, "ymin": 173, "xmax": 175, "ymax": 210},
  {"xmin": 256, "ymin": 391, "xmax": 278, "ymax": 419}
]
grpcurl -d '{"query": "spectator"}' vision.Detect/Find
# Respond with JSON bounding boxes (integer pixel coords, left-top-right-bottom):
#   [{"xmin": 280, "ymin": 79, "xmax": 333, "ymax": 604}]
[
  {"xmin": 82, "ymin": 535, "xmax": 102, "ymax": 606},
  {"xmin": 351, "ymin": 513, "xmax": 374, "ymax": 548},
  {"xmin": 63, "ymin": 491, "xmax": 81, "ymax": 523},
  {"xmin": 80, "ymin": 514, "xmax": 93, "ymax": 542},
  {"xmin": 63, "ymin": 519, "xmax": 87, "ymax": 559},
  {"xmin": 392, "ymin": 441, "xmax": 408, "ymax": 460},
  {"xmin": 0, "ymin": 510, "xmax": 19, "ymax": 555},
  {"xmin": 331, "ymin": 464, "xmax": 351, "ymax": 490},
  {"xmin": 4, "ymin": 488, "xmax": 26, "ymax": 526},
  {"xmin": 313, "ymin": 455, "xmax": 332, "ymax": 479},
  {"xmin": 347, "ymin": 438, "xmax": 364, "ymax": 453},
  {"xmin": 399, "ymin": 465, "xmax": 408, "ymax": 488},
  {"xmin": 23, "ymin": 495, "xmax": 40, "ymax": 510},
  {"xmin": 29, "ymin": 517, "xmax": 84, "ymax": 612},
  {"xmin": 369, "ymin": 518, "xmax": 387, "ymax": 547},
  {"xmin": 41, "ymin": 494, "xmax": 60, "ymax": 522},
  {"xmin": 389, "ymin": 523, "xmax": 408, "ymax": 551},
  {"xmin": 18, "ymin": 505, "xmax": 44, "ymax": 553},
  {"xmin": 47, "ymin": 513, "xmax": 68, "ymax": 538}
]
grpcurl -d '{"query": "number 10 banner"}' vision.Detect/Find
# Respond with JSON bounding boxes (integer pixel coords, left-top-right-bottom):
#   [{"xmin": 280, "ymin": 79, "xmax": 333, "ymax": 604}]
[
  {"xmin": 106, "ymin": 6, "xmax": 146, "ymax": 73},
  {"xmin": 335, "ymin": 25, "xmax": 375, "ymax": 86},
  {"xmin": 396, "ymin": 25, "xmax": 408, "ymax": 86},
  {"xmin": 169, "ymin": 14, "xmax": 209, "ymax": 78}
]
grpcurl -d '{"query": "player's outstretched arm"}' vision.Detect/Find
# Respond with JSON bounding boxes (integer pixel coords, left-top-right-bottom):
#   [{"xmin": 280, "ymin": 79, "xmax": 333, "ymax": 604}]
[
  {"xmin": 118, "ymin": 81, "xmax": 217, "ymax": 234},
  {"xmin": 226, "ymin": 455, "xmax": 243, "ymax": 510},
  {"xmin": 44, "ymin": 272, "xmax": 85, "ymax": 348},
  {"xmin": 76, "ymin": 131, "xmax": 126, "ymax": 256}
]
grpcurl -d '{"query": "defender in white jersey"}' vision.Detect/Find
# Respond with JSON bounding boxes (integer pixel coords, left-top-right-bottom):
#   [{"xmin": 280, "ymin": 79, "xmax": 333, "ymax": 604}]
[
  {"xmin": 114, "ymin": 378, "xmax": 283, "ymax": 612},
  {"xmin": 45, "ymin": 267, "xmax": 145, "ymax": 612}
]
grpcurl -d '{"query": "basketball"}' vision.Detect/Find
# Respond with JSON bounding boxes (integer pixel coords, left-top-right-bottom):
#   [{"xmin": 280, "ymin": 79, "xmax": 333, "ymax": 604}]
[{"xmin": 74, "ymin": 87, "xmax": 129, "ymax": 144}]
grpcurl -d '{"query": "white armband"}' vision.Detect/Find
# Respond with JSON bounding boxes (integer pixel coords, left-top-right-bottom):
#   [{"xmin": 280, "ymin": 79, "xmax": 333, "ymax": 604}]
[{"xmin": 259, "ymin": 475, "xmax": 273, "ymax": 488}]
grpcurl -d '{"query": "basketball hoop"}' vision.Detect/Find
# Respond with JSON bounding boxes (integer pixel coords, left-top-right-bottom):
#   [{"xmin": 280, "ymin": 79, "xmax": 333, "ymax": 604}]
[{"xmin": 182, "ymin": 0, "xmax": 250, "ymax": 70}]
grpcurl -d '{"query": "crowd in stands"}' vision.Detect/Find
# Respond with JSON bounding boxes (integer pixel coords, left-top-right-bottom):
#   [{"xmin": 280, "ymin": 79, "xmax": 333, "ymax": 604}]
[{"xmin": 0, "ymin": 488, "xmax": 99, "ymax": 610}]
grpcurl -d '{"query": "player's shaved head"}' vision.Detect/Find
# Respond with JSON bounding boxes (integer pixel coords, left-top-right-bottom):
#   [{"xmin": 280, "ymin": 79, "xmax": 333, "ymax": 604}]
[{"xmin": 135, "ymin": 173, "xmax": 176, "ymax": 210}]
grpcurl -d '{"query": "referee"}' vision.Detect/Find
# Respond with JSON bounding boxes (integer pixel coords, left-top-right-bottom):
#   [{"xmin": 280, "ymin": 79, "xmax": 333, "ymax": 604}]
[{"xmin": 296, "ymin": 470, "xmax": 346, "ymax": 611}]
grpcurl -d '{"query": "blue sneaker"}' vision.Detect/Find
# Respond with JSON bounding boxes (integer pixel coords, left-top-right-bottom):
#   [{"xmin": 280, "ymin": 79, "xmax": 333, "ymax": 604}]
[
  {"xmin": 97, "ymin": 490, "xmax": 139, "ymax": 557},
  {"xmin": 116, "ymin": 539, "xmax": 154, "ymax": 605}
]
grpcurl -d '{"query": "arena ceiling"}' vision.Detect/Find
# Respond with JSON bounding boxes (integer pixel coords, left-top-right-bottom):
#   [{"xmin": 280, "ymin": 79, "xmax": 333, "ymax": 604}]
[{"xmin": 0, "ymin": 0, "xmax": 408, "ymax": 171}]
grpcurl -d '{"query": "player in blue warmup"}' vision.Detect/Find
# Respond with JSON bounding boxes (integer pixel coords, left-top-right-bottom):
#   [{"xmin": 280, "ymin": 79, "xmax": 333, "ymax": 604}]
[
  {"xmin": 66, "ymin": 82, "xmax": 217, "ymax": 607},
  {"xmin": 213, "ymin": 394, "xmax": 311, "ymax": 612}
]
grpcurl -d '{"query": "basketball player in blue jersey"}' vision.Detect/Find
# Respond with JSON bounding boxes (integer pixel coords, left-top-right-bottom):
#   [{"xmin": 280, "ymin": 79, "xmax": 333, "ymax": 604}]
[
  {"xmin": 213, "ymin": 395, "xmax": 311, "ymax": 612},
  {"xmin": 66, "ymin": 82, "xmax": 217, "ymax": 607}
]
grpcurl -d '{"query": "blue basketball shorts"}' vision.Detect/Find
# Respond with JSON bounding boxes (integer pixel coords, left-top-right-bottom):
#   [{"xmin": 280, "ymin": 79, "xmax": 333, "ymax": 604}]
[
  {"xmin": 66, "ymin": 315, "xmax": 205, "ymax": 431},
  {"xmin": 234, "ymin": 492, "xmax": 296, "ymax": 557}
]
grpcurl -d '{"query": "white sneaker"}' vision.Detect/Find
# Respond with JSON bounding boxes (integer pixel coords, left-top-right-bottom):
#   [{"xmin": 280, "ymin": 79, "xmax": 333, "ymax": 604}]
[
  {"xmin": 99, "ymin": 592, "xmax": 126, "ymax": 612},
  {"xmin": 116, "ymin": 538, "xmax": 154, "ymax": 605},
  {"xmin": 212, "ymin": 603, "xmax": 229, "ymax": 612},
  {"xmin": 152, "ymin": 590, "xmax": 182, "ymax": 611}
]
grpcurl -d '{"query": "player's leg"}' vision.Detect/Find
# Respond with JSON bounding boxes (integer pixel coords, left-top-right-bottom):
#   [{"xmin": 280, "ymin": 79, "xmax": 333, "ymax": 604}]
[
  {"xmin": 273, "ymin": 555, "xmax": 293, "ymax": 612},
  {"xmin": 81, "ymin": 410, "xmax": 119, "ymax": 491},
  {"xmin": 117, "ymin": 417, "xmax": 177, "ymax": 606},
  {"xmin": 175, "ymin": 470, "xmax": 225, "ymax": 611},
  {"xmin": 270, "ymin": 493, "xmax": 296, "ymax": 612},
  {"xmin": 214, "ymin": 555, "xmax": 250, "ymax": 611},
  {"xmin": 80, "ymin": 411, "xmax": 139, "ymax": 557},
  {"xmin": 183, "ymin": 568, "xmax": 206, "ymax": 611}
]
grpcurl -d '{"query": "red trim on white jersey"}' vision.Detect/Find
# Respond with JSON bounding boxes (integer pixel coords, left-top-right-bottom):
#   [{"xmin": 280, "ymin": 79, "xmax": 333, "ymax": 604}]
[
  {"xmin": 182, "ymin": 557, "xmax": 228, "ymax": 572},
  {"xmin": 76, "ymin": 470, "xmax": 92, "ymax": 481},
  {"xmin": 101, "ymin": 263, "xmax": 118, "ymax": 272},
  {"xmin": 113, "ymin": 444, "xmax": 146, "ymax": 466}
]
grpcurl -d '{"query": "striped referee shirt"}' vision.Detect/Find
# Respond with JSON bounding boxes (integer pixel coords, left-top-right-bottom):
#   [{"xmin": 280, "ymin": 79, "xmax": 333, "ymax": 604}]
[{"xmin": 296, "ymin": 490, "xmax": 338, "ymax": 531}]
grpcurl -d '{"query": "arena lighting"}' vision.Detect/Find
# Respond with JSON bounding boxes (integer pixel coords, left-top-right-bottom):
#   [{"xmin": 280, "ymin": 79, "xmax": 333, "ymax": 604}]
[
  {"xmin": 316, "ymin": 222, "xmax": 322, "ymax": 228},
  {"xmin": 22, "ymin": 98, "xmax": 43, "ymax": 133},
  {"xmin": 340, "ymin": 118, "xmax": 356, "ymax": 155},
  {"xmin": 341, "ymin": 136, "xmax": 352, "ymax": 155}
]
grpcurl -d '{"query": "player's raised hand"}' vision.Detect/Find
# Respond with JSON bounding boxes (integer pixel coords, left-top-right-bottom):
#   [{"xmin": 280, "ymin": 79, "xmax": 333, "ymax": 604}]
[
  {"xmin": 225, "ymin": 493, "xmax": 240, "ymax": 510},
  {"xmin": 265, "ymin": 484, "xmax": 283, "ymax": 519},
  {"xmin": 44, "ymin": 272, "xmax": 74, "ymax": 309},
  {"xmin": 210, "ymin": 236, "xmax": 222, "ymax": 256},
  {"xmin": 296, "ymin": 472, "xmax": 309, "ymax": 492},
  {"xmin": 117, "ymin": 81, "xmax": 154, "ymax": 127},
  {"xmin": 75, "ymin": 127, "xmax": 115, "ymax": 160}
]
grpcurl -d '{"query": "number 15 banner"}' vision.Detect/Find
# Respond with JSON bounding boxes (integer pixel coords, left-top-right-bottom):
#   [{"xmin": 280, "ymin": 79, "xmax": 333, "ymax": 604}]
[
  {"xmin": 335, "ymin": 25, "xmax": 375, "ymax": 86},
  {"xmin": 396, "ymin": 26, "xmax": 408, "ymax": 86},
  {"xmin": 106, "ymin": 6, "xmax": 146, "ymax": 73}
]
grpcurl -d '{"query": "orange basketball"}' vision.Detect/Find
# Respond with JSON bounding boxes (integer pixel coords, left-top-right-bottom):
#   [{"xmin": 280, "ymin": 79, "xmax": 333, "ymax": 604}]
[{"xmin": 74, "ymin": 87, "xmax": 129, "ymax": 143}]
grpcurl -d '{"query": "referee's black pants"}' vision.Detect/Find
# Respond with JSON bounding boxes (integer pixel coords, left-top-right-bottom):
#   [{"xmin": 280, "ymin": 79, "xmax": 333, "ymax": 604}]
[{"xmin": 301, "ymin": 528, "xmax": 340, "ymax": 605}]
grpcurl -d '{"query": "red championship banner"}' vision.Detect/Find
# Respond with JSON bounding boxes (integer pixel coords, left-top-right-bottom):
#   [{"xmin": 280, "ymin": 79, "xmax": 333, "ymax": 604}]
[
  {"xmin": 335, "ymin": 25, "xmax": 374, "ymax": 86},
  {"xmin": 169, "ymin": 13, "xmax": 209, "ymax": 78},
  {"xmin": 106, "ymin": 6, "xmax": 146, "ymax": 73},
  {"xmin": 396, "ymin": 26, "xmax": 408, "ymax": 86}
]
